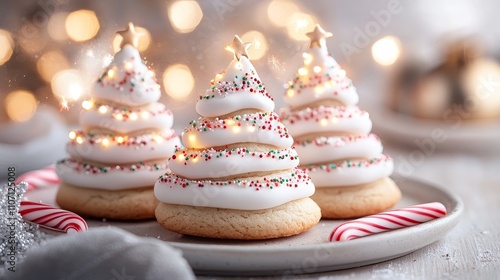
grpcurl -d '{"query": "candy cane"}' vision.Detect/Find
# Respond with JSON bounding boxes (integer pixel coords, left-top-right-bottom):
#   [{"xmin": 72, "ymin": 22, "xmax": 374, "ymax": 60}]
[
  {"xmin": 19, "ymin": 201, "xmax": 88, "ymax": 233},
  {"xmin": 15, "ymin": 165, "xmax": 60, "ymax": 192},
  {"xmin": 329, "ymin": 202, "xmax": 447, "ymax": 242}
]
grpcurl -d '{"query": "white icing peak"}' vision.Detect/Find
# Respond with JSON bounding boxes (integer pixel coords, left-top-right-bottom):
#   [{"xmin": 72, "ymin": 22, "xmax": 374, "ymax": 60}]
[
  {"xmin": 196, "ymin": 56, "xmax": 274, "ymax": 117},
  {"xmin": 93, "ymin": 45, "xmax": 161, "ymax": 107},
  {"xmin": 284, "ymin": 46, "xmax": 359, "ymax": 108}
]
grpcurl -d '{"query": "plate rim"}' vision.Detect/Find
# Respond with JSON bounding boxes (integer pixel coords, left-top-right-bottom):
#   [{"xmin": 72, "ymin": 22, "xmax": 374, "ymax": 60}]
[
  {"xmin": 165, "ymin": 175, "xmax": 463, "ymax": 253},
  {"xmin": 23, "ymin": 176, "xmax": 463, "ymax": 275}
]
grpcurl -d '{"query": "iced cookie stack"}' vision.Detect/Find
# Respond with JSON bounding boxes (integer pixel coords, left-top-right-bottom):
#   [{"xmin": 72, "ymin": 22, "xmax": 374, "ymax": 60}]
[
  {"xmin": 154, "ymin": 35, "xmax": 321, "ymax": 239},
  {"xmin": 281, "ymin": 25, "xmax": 401, "ymax": 219},
  {"xmin": 56, "ymin": 23, "xmax": 181, "ymax": 220}
]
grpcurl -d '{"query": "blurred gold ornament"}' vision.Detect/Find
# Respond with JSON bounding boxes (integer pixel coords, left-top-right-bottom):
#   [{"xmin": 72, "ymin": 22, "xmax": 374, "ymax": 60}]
[{"xmin": 390, "ymin": 38, "xmax": 500, "ymax": 121}]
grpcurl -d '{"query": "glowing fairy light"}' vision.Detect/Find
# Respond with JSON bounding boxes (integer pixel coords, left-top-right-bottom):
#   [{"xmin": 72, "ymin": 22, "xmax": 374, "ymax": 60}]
[
  {"xmin": 101, "ymin": 138, "xmax": 110, "ymax": 147},
  {"xmin": 98, "ymin": 105, "xmax": 108, "ymax": 114},
  {"xmin": 325, "ymin": 81, "xmax": 333, "ymax": 88},
  {"xmin": 178, "ymin": 154, "xmax": 185, "ymax": 161},
  {"xmin": 115, "ymin": 113, "xmax": 124, "ymax": 121},
  {"xmin": 82, "ymin": 100, "xmax": 94, "ymax": 110},
  {"xmin": 141, "ymin": 111, "xmax": 149, "ymax": 119},
  {"xmin": 314, "ymin": 86, "xmax": 324, "ymax": 95},
  {"xmin": 124, "ymin": 61, "xmax": 133, "ymax": 71},
  {"xmin": 192, "ymin": 157, "xmax": 199, "ymax": 163},
  {"xmin": 129, "ymin": 112, "xmax": 138, "ymax": 120},
  {"xmin": 76, "ymin": 136, "xmax": 84, "ymax": 144},
  {"xmin": 153, "ymin": 134, "xmax": 164, "ymax": 143},
  {"xmin": 68, "ymin": 131, "xmax": 77, "ymax": 140},
  {"xmin": 116, "ymin": 136, "xmax": 124, "ymax": 144},
  {"xmin": 188, "ymin": 134, "xmax": 196, "ymax": 143},
  {"xmin": 215, "ymin": 73, "xmax": 223, "ymax": 81},
  {"xmin": 303, "ymin": 53, "xmax": 312, "ymax": 65},
  {"xmin": 226, "ymin": 119, "xmax": 235, "ymax": 126},
  {"xmin": 235, "ymin": 62, "xmax": 242, "ymax": 70},
  {"xmin": 298, "ymin": 67, "xmax": 307, "ymax": 76},
  {"xmin": 313, "ymin": 66, "xmax": 321, "ymax": 73},
  {"xmin": 331, "ymin": 117, "xmax": 338, "ymax": 124},
  {"xmin": 287, "ymin": 89, "xmax": 294, "ymax": 97},
  {"xmin": 320, "ymin": 119, "xmax": 328, "ymax": 126},
  {"xmin": 248, "ymin": 126, "xmax": 256, "ymax": 133},
  {"xmin": 338, "ymin": 69, "xmax": 346, "ymax": 77},
  {"xmin": 232, "ymin": 126, "xmax": 241, "ymax": 133},
  {"xmin": 107, "ymin": 68, "xmax": 115, "ymax": 79}
]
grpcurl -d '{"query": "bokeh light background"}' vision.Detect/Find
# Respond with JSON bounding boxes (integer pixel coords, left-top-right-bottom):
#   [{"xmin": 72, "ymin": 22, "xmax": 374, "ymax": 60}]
[{"xmin": 1, "ymin": 0, "xmax": 500, "ymax": 130}]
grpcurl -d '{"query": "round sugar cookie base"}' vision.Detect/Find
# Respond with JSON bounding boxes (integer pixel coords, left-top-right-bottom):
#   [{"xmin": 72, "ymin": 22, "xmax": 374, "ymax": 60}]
[
  {"xmin": 312, "ymin": 177, "xmax": 401, "ymax": 219},
  {"xmin": 56, "ymin": 183, "xmax": 158, "ymax": 220},
  {"xmin": 155, "ymin": 197, "xmax": 321, "ymax": 240}
]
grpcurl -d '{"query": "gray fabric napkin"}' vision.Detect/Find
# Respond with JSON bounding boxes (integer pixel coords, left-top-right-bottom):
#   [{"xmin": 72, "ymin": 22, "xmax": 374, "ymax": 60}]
[{"xmin": 9, "ymin": 227, "xmax": 195, "ymax": 280}]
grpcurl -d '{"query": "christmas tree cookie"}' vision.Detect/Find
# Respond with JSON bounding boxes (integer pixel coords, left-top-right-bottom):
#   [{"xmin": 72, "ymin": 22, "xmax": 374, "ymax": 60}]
[
  {"xmin": 154, "ymin": 35, "xmax": 321, "ymax": 239},
  {"xmin": 56, "ymin": 23, "xmax": 181, "ymax": 220},
  {"xmin": 281, "ymin": 25, "xmax": 401, "ymax": 218}
]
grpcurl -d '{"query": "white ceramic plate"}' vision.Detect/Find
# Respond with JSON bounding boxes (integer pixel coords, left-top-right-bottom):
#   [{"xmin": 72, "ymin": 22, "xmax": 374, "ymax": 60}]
[
  {"xmin": 26, "ymin": 176, "xmax": 462, "ymax": 276},
  {"xmin": 366, "ymin": 102, "xmax": 500, "ymax": 153}
]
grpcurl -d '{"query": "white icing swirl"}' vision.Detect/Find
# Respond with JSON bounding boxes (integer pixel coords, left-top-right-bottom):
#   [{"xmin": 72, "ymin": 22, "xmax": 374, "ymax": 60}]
[
  {"xmin": 154, "ymin": 168, "xmax": 314, "ymax": 210},
  {"xmin": 92, "ymin": 45, "xmax": 161, "ymax": 107},
  {"xmin": 66, "ymin": 130, "xmax": 180, "ymax": 164},
  {"xmin": 56, "ymin": 158, "xmax": 168, "ymax": 190},
  {"xmin": 182, "ymin": 111, "xmax": 293, "ymax": 149},
  {"xmin": 169, "ymin": 147, "xmax": 298, "ymax": 179},
  {"xmin": 284, "ymin": 47, "xmax": 359, "ymax": 108},
  {"xmin": 196, "ymin": 56, "xmax": 274, "ymax": 117},
  {"xmin": 295, "ymin": 134, "xmax": 382, "ymax": 165},
  {"xmin": 80, "ymin": 102, "xmax": 173, "ymax": 134},
  {"xmin": 281, "ymin": 106, "xmax": 372, "ymax": 137},
  {"xmin": 302, "ymin": 155, "xmax": 394, "ymax": 187}
]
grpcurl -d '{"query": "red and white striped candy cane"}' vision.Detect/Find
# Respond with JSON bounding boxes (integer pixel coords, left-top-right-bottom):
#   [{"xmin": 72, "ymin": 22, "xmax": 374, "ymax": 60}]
[
  {"xmin": 15, "ymin": 164, "xmax": 60, "ymax": 192},
  {"xmin": 329, "ymin": 202, "xmax": 447, "ymax": 242},
  {"xmin": 19, "ymin": 201, "xmax": 88, "ymax": 233}
]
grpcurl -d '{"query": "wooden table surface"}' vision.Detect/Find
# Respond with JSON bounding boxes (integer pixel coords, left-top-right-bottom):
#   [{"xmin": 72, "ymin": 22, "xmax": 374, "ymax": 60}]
[{"xmin": 201, "ymin": 144, "xmax": 500, "ymax": 280}]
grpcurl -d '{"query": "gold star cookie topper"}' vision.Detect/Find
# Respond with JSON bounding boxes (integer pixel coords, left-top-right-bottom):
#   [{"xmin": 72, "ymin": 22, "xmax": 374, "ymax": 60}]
[
  {"xmin": 225, "ymin": 35, "xmax": 252, "ymax": 61},
  {"xmin": 306, "ymin": 24, "xmax": 332, "ymax": 49},
  {"xmin": 117, "ymin": 22, "xmax": 143, "ymax": 49}
]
